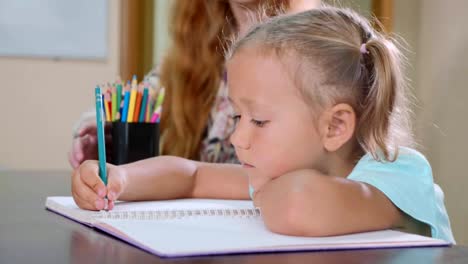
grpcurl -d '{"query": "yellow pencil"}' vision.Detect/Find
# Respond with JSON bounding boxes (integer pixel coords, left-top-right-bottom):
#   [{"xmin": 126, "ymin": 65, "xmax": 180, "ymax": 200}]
[
  {"xmin": 104, "ymin": 92, "xmax": 111, "ymax": 122},
  {"xmin": 127, "ymin": 75, "xmax": 138, "ymax": 123},
  {"xmin": 111, "ymin": 84, "xmax": 117, "ymax": 121}
]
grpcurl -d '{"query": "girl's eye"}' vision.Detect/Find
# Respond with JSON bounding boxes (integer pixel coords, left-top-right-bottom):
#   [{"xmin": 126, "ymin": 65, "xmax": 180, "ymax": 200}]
[
  {"xmin": 231, "ymin": 114, "xmax": 268, "ymax": 128},
  {"xmin": 251, "ymin": 119, "xmax": 269, "ymax": 127}
]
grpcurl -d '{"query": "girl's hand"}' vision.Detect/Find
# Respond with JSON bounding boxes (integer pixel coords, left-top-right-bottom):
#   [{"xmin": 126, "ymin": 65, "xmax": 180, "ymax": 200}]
[
  {"xmin": 252, "ymin": 169, "xmax": 322, "ymax": 234},
  {"xmin": 254, "ymin": 169, "xmax": 403, "ymax": 237},
  {"xmin": 72, "ymin": 160, "xmax": 127, "ymax": 211}
]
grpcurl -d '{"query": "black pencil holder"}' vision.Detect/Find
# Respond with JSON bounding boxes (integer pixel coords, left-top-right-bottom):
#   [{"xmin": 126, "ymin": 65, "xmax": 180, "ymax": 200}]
[{"xmin": 110, "ymin": 121, "xmax": 159, "ymax": 165}]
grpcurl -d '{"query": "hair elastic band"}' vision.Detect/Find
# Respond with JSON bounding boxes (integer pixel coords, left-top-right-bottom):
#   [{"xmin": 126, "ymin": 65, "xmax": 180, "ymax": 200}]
[{"xmin": 360, "ymin": 43, "xmax": 369, "ymax": 54}]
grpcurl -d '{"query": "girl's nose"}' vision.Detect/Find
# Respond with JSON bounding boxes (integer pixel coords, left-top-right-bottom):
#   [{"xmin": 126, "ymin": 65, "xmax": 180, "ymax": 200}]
[{"xmin": 230, "ymin": 121, "xmax": 251, "ymax": 150}]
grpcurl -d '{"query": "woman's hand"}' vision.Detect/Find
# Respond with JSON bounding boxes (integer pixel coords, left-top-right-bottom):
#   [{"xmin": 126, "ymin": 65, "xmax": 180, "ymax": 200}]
[
  {"xmin": 68, "ymin": 121, "xmax": 98, "ymax": 169},
  {"xmin": 68, "ymin": 120, "xmax": 112, "ymax": 169}
]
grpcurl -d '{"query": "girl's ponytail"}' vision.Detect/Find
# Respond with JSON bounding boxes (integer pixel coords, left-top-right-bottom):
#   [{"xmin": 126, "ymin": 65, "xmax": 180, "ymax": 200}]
[{"xmin": 356, "ymin": 37, "xmax": 409, "ymax": 161}]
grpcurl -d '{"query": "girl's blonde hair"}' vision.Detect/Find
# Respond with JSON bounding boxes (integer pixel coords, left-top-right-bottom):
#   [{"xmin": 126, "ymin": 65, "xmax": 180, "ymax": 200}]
[
  {"xmin": 227, "ymin": 6, "xmax": 413, "ymax": 161},
  {"xmin": 160, "ymin": 0, "xmax": 288, "ymax": 160}
]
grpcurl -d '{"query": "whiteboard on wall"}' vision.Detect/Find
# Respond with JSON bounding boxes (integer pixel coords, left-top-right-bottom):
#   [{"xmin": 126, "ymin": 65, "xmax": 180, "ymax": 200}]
[{"xmin": 0, "ymin": 0, "xmax": 108, "ymax": 60}]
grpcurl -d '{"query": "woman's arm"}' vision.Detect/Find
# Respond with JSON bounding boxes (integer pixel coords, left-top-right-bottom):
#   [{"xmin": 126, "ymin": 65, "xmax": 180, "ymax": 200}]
[{"xmin": 254, "ymin": 169, "xmax": 403, "ymax": 237}]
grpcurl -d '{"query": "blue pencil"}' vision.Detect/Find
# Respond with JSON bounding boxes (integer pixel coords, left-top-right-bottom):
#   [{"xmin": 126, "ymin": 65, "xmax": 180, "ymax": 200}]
[
  {"xmin": 121, "ymin": 90, "xmax": 131, "ymax": 122},
  {"xmin": 94, "ymin": 87, "xmax": 108, "ymax": 185}
]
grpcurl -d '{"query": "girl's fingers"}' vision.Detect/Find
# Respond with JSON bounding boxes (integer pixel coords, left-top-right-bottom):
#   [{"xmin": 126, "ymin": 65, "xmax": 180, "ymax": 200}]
[
  {"xmin": 72, "ymin": 160, "xmax": 124, "ymax": 211},
  {"xmin": 72, "ymin": 169, "xmax": 106, "ymax": 210},
  {"xmin": 72, "ymin": 189, "xmax": 99, "ymax": 210},
  {"xmin": 106, "ymin": 169, "xmax": 126, "ymax": 201},
  {"xmin": 79, "ymin": 161, "xmax": 106, "ymax": 198},
  {"xmin": 107, "ymin": 200, "xmax": 115, "ymax": 210}
]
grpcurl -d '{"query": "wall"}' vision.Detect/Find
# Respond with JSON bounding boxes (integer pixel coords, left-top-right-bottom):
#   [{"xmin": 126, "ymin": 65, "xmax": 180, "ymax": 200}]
[
  {"xmin": 0, "ymin": 1, "xmax": 121, "ymax": 170},
  {"xmin": 411, "ymin": 0, "xmax": 468, "ymax": 245},
  {"xmin": 153, "ymin": 0, "xmax": 171, "ymax": 65}
]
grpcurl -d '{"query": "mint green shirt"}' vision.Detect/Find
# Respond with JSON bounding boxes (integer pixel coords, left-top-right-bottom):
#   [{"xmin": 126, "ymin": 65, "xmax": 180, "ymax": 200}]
[{"xmin": 347, "ymin": 147, "xmax": 455, "ymax": 243}]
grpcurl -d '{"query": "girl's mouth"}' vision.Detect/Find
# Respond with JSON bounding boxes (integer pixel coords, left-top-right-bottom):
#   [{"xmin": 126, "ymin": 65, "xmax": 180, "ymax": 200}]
[{"xmin": 242, "ymin": 162, "xmax": 254, "ymax": 168}]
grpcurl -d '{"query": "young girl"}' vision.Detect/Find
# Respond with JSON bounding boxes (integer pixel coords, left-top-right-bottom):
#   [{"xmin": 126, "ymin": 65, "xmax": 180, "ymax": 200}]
[{"xmin": 72, "ymin": 6, "xmax": 455, "ymax": 242}]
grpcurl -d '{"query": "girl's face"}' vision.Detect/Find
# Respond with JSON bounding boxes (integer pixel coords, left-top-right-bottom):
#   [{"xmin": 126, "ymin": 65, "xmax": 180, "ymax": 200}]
[{"xmin": 227, "ymin": 48, "xmax": 327, "ymax": 195}]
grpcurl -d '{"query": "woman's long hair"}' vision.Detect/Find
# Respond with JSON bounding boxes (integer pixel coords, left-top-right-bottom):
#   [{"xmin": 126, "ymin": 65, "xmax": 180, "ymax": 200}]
[{"xmin": 160, "ymin": 0, "xmax": 288, "ymax": 160}]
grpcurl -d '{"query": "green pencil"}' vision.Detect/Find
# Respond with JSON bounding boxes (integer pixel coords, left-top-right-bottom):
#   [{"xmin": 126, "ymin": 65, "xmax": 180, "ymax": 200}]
[{"xmin": 116, "ymin": 83, "xmax": 122, "ymax": 121}]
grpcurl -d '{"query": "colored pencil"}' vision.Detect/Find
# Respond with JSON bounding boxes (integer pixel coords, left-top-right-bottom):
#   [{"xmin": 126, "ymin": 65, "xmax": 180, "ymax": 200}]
[
  {"xmin": 104, "ymin": 93, "xmax": 111, "ymax": 122},
  {"xmin": 116, "ymin": 83, "xmax": 122, "ymax": 121},
  {"xmin": 122, "ymin": 90, "xmax": 130, "ymax": 122},
  {"xmin": 111, "ymin": 85, "xmax": 117, "ymax": 121},
  {"xmin": 133, "ymin": 90, "xmax": 142, "ymax": 122},
  {"xmin": 139, "ymin": 88, "xmax": 149, "ymax": 122},
  {"xmin": 94, "ymin": 87, "xmax": 107, "ymax": 185},
  {"xmin": 127, "ymin": 75, "xmax": 138, "ymax": 123}
]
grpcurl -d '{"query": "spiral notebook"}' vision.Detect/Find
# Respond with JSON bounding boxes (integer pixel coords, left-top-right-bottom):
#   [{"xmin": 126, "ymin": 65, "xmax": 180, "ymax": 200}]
[{"xmin": 45, "ymin": 196, "xmax": 449, "ymax": 257}]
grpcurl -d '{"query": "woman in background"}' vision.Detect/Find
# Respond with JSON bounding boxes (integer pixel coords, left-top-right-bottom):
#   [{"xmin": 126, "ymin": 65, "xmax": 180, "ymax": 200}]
[{"xmin": 68, "ymin": 0, "xmax": 320, "ymax": 168}]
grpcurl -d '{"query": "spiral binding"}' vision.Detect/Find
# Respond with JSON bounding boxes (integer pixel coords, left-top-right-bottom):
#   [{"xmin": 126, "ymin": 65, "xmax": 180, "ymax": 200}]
[{"xmin": 95, "ymin": 208, "xmax": 261, "ymax": 220}]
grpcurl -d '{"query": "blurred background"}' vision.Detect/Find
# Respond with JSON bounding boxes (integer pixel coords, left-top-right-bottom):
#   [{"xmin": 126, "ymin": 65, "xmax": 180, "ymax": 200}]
[{"xmin": 0, "ymin": 0, "xmax": 466, "ymax": 244}]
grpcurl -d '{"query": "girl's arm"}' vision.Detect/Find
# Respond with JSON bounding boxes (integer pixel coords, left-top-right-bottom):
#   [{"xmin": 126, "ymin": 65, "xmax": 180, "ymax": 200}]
[
  {"xmin": 119, "ymin": 156, "xmax": 250, "ymax": 201},
  {"xmin": 72, "ymin": 156, "xmax": 249, "ymax": 211},
  {"xmin": 254, "ymin": 169, "xmax": 403, "ymax": 237}
]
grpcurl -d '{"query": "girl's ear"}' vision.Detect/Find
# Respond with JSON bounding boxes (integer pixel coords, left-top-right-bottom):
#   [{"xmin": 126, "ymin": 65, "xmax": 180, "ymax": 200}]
[{"xmin": 319, "ymin": 103, "xmax": 356, "ymax": 152}]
